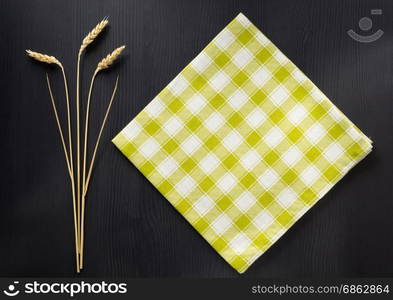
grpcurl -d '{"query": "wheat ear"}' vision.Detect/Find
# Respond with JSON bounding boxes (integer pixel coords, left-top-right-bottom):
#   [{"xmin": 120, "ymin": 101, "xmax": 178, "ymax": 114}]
[
  {"xmin": 79, "ymin": 18, "xmax": 108, "ymax": 55},
  {"xmin": 76, "ymin": 19, "xmax": 109, "ymax": 256},
  {"xmin": 97, "ymin": 46, "xmax": 125, "ymax": 71},
  {"xmin": 26, "ymin": 50, "xmax": 62, "ymax": 66},
  {"xmin": 46, "ymin": 74, "xmax": 80, "ymax": 273}
]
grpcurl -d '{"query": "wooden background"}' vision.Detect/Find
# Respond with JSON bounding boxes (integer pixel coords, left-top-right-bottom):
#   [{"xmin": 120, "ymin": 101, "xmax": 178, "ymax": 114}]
[{"xmin": 0, "ymin": 0, "xmax": 392, "ymax": 277}]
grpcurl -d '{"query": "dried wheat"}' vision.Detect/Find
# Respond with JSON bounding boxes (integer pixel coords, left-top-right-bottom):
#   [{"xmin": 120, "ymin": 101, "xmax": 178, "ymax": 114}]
[
  {"xmin": 77, "ymin": 19, "xmax": 109, "ymax": 250},
  {"xmin": 26, "ymin": 50, "xmax": 61, "ymax": 67},
  {"xmin": 27, "ymin": 49, "xmax": 79, "ymax": 272},
  {"xmin": 97, "ymin": 46, "xmax": 125, "ymax": 71},
  {"xmin": 79, "ymin": 18, "xmax": 109, "ymax": 54}
]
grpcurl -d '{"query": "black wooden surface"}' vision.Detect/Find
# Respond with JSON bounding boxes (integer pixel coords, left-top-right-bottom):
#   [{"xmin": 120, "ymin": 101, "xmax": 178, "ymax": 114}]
[{"xmin": 0, "ymin": 0, "xmax": 392, "ymax": 277}]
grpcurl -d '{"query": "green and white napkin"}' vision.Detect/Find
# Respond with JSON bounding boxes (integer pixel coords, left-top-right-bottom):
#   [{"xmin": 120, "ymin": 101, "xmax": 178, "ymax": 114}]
[{"xmin": 113, "ymin": 13, "xmax": 372, "ymax": 273}]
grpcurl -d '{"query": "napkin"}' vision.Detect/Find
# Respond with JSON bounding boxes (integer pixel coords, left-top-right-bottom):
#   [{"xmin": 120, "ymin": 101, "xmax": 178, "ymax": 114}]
[{"xmin": 113, "ymin": 13, "xmax": 372, "ymax": 273}]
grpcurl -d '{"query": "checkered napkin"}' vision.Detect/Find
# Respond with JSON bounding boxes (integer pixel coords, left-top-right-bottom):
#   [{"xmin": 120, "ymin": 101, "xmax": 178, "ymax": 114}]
[{"xmin": 113, "ymin": 13, "xmax": 372, "ymax": 273}]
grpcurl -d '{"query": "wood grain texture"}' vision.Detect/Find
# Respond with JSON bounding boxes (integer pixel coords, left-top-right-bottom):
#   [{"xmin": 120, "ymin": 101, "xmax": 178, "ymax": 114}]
[{"xmin": 0, "ymin": 0, "xmax": 392, "ymax": 277}]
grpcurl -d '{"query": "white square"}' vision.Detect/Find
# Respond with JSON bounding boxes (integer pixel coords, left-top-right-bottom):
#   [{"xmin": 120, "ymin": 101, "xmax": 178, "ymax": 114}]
[
  {"xmin": 288, "ymin": 104, "xmax": 308, "ymax": 125},
  {"xmin": 186, "ymin": 94, "xmax": 207, "ymax": 114},
  {"xmin": 222, "ymin": 130, "xmax": 243, "ymax": 151},
  {"xmin": 230, "ymin": 233, "xmax": 251, "ymax": 254},
  {"xmin": 323, "ymin": 142, "xmax": 344, "ymax": 163},
  {"xmin": 228, "ymin": 89, "xmax": 248, "ymax": 110},
  {"xmin": 255, "ymin": 32, "xmax": 270, "ymax": 46},
  {"xmin": 346, "ymin": 126, "xmax": 361, "ymax": 141},
  {"xmin": 258, "ymin": 168, "xmax": 279, "ymax": 189},
  {"xmin": 281, "ymin": 146, "xmax": 303, "ymax": 167},
  {"xmin": 277, "ymin": 188, "xmax": 297, "ymax": 208},
  {"xmin": 139, "ymin": 138, "xmax": 160, "ymax": 159},
  {"xmin": 253, "ymin": 210, "xmax": 274, "ymax": 230},
  {"xmin": 240, "ymin": 150, "xmax": 261, "ymax": 171},
  {"xmin": 235, "ymin": 191, "xmax": 256, "ymax": 212},
  {"xmin": 145, "ymin": 98, "xmax": 165, "ymax": 118},
  {"xmin": 157, "ymin": 157, "xmax": 178, "ymax": 178},
  {"xmin": 175, "ymin": 176, "xmax": 196, "ymax": 197},
  {"xmin": 211, "ymin": 213, "xmax": 232, "ymax": 235},
  {"xmin": 263, "ymin": 127, "xmax": 285, "ymax": 148},
  {"xmin": 236, "ymin": 13, "xmax": 251, "ymax": 27},
  {"xmin": 246, "ymin": 108, "xmax": 267, "ymax": 129},
  {"xmin": 214, "ymin": 29, "xmax": 235, "ymax": 49},
  {"xmin": 232, "ymin": 48, "xmax": 253, "ymax": 68},
  {"xmin": 210, "ymin": 71, "xmax": 230, "ymax": 91},
  {"xmin": 251, "ymin": 67, "xmax": 271, "ymax": 86},
  {"xmin": 310, "ymin": 88, "xmax": 326, "ymax": 103},
  {"xmin": 191, "ymin": 52, "xmax": 212, "ymax": 72},
  {"xmin": 163, "ymin": 116, "xmax": 183, "ymax": 136},
  {"xmin": 305, "ymin": 123, "xmax": 326, "ymax": 144},
  {"xmin": 273, "ymin": 50, "xmax": 289, "ymax": 64},
  {"xmin": 328, "ymin": 107, "xmax": 343, "ymax": 121},
  {"xmin": 292, "ymin": 69, "xmax": 307, "ymax": 83},
  {"xmin": 168, "ymin": 74, "xmax": 189, "ymax": 96},
  {"xmin": 269, "ymin": 85, "xmax": 289, "ymax": 106},
  {"xmin": 123, "ymin": 120, "xmax": 141, "ymax": 140},
  {"xmin": 199, "ymin": 153, "xmax": 220, "ymax": 174},
  {"xmin": 217, "ymin": 172, "xmax": 237, "ymax": 193},
  {"xmin": 204, "ymin": 112, "xmax": 225, "ymax": 132},
  {"xmin": 181, "ymin": 135, "xmax": 202, "ymax": 155},
  {"xmin": 194, "ymin": 195, "xmax": 214, "ymax": 216},
  {"xmin": 300, "ymin": 165, "xmax": 321, "ymax": 186}
]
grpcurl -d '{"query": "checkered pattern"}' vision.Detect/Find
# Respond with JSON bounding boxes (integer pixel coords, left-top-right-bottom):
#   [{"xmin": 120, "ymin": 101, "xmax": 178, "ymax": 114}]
[{"xmin": 113, "ymin": 13, "xmax": 372, "ymax": 273}]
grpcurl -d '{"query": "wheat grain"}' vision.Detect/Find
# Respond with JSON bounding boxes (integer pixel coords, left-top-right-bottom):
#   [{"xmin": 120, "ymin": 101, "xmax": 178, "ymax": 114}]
[
  {"xmin": 26, "ymin": 50, "xmax": 62, "ymax": 67},
  {"xmin": 97, "ymin": 46, "xmax": 125, "ymax": 71},
  {"xmin": 79, "ymin": 18, "xmax": 109, "ymax": 54}
]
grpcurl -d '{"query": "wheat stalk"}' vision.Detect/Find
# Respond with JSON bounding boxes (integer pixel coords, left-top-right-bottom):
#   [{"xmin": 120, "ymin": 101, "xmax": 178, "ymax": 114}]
[
  {"xmin": 84, "ymin": 75, "xmax": 119, "ymax": 196},
  {"xmin": 82, "ymin": 45, "xmax": 125, "ymax": 198},
  {"xmin": 26, "ymin": 50, "xmax": 74, "ymax": 195},
  {"xmin": 27, "ymin": 50, "xmax": 79, "ymax": 272},
  {"xmin": 45, "ymin": 74, "xmax": 72, "ymax": 178},
  {"xmin": 97, "ymin": 46, "xmax": 125, "ymax": 71},
  {"xmin": 27, "ymin": 19, "xmax": 124, "ymax": 273},
  {"xmin": 76, "ymin": 19, "xmax": 109, "ymax": 255},
  {"xmin": 80, "ymin": 47, "xmax": 124, "ymax": 268},
  {"xmin": 46, "ymin": 74, "xmax": 80, "ymax": 273}
]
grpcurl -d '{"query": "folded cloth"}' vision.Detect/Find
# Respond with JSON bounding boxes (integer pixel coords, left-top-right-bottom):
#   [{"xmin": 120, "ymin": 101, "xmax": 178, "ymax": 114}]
[{"xmin": 113, "ymin": 13, "xmax": 372, "ymax": 273}]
